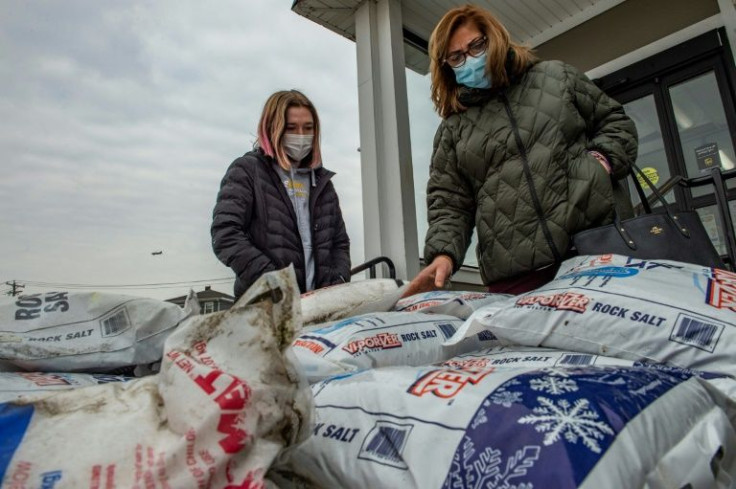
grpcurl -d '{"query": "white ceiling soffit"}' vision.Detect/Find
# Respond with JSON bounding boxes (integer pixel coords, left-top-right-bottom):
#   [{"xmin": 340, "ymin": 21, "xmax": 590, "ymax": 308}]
[{"xmin": 292, "ymin": 0, "xmax": 627, "ymax": 74}]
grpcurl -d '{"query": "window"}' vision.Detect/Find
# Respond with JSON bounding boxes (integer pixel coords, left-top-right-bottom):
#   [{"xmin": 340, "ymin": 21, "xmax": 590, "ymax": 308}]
[{"xmin": 203, "ymin": 302, "xmax": 215, "ymax": 314}]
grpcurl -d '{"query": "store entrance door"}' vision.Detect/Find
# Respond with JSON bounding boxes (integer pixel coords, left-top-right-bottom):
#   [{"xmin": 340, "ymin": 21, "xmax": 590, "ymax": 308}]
[{"xmin": 599, "ymin": 29, "xmax": 736, "ymax": 257}]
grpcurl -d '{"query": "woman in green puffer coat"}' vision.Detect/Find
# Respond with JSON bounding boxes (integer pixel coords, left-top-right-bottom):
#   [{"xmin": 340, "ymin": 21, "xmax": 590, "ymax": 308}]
[{"xmin": 404, "ymin": 4, "xmax": 638, "ymax": 296}]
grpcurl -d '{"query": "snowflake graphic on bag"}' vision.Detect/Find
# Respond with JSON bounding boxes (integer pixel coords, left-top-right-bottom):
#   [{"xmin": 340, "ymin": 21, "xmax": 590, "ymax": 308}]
[
  {"xmin": 518, "ymin": 397, "xmax": 614, "ymax": 453},
  {"xmin": 529, "ymin": 376, "xmax": 578, "ymax": 395},
  {"xmin": 442, "ymin": 366, "xmax": 695, "ymax": 488},
  {"xmin": 443, "ymin": 437, "xmax": 540, "ymax": 489}
]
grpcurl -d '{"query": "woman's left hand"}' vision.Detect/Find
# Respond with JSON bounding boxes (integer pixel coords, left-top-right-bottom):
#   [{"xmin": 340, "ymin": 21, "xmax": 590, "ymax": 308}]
[{"xmin": 589, "ymin": 150, "xmax": 611, "ymax": 174}]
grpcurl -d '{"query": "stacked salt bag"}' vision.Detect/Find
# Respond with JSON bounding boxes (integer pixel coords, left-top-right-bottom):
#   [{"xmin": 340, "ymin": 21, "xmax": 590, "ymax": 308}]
[{"xmin": 0, "ymin": 268, "xmax": 312, "ymax": 488}]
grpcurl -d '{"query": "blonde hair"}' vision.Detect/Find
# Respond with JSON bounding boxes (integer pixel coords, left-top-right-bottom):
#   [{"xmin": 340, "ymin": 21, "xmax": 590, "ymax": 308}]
[
  {"xmin": 429, "ymin": 5, "xmax": 537, "ymax": 118},
  {"xmin": 257, "ymin": 90, "xmax": 321, "ymax": 170}
]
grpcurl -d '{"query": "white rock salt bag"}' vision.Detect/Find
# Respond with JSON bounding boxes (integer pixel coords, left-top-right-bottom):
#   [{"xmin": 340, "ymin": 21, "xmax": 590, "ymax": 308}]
[
  {"xmin": 0, "ymin": 371, "xmax": 132, "ymax": 403},
  {"xmin": 440, "ymin": 345, "xmax": 736, "ymax": 402},
  {"xmin": 441, "ymin": 345, "xmax": 642, "ymax": 369},
  {"xmin": 447, "ymin": 254, "xmax": 736, "ymax": 377},
  {"xmin": 273, "ymin": 363, "xmax": 736, "ymax": 489},
  {"xmin": 301, "ymin": 279, "xmax": 406, "ymax": 327},
  {"xmin": 393, "ymin": 290, "xmax": 512, "ymax": 319},
  {"xmin": 292, "ymin": 311, "xmax": 498, "ymax": 383},
  {"xmin": 0, "ymin": 267, "xmax": 313, "ymax": 489},
  {"xmin": 0, "ymin": 290, "xmax": 199, "ymax": 372}
]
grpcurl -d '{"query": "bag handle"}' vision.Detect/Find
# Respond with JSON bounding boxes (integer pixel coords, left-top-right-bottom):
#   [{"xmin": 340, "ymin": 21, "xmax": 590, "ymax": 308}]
[
  {"xmin": 629, "ymin": 165, "xmax": 652, "ymax": 214},
  {"xmin": 610, "ymin": 163, "xmax": 691, "ymax": 250},
  {"xmin": 628, "ymin": 162, "xmax": 691, "ymax": 237}
]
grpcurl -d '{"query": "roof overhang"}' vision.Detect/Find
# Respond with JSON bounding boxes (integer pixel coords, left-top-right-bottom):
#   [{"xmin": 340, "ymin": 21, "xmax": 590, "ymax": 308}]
[{"xmin": 292, "ymin": 0, "xmax": 627, "ymax": 74}]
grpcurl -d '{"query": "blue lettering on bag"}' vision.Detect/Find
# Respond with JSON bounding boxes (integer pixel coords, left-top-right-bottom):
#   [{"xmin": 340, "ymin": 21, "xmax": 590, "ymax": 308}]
[{"xmin": 559, "ymin": 266, "xmax": 639, "ymax": 280}]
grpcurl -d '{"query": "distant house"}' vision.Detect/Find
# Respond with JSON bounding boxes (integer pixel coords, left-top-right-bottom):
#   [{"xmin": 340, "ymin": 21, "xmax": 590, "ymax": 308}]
[{"xmin": 166, "ymin": 285, "xmax": 234, "ymax": 314}]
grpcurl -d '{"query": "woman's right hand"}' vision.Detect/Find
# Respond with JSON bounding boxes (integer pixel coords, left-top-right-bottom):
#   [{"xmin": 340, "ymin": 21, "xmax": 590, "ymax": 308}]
[{"xmin": 402, "ymin": 255, "xmax": 454, "ymax": 298}]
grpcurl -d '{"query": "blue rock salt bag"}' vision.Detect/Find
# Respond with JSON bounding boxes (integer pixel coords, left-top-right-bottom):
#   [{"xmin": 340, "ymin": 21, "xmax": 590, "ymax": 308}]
[
  {"xmin": 272, "ymin": 363, "xmax": 736, "ymax": 488},
  {"xmin": 291, "ymin": 311, "xmax": 498, "ymax": 383},
  {"xmin": 394, "ymin": 290, "xmax": 511, "ymax": 319},
  {"xmin": 447, "ymin": 254, "xmax": 736, "ymax": 377}
]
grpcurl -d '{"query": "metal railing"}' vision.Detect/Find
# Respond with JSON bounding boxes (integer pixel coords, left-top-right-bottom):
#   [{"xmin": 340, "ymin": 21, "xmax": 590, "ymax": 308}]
[
  {"xmin": 680, "ymin": 167, "xmax": 736, "ymax": 269},
  {"xmin": 350, "ymin": 256, "xmax": 396, "ymax": 279},
  {"xmin": 632, "ymin": 175, "xmax": 683, "ymax": 215}
]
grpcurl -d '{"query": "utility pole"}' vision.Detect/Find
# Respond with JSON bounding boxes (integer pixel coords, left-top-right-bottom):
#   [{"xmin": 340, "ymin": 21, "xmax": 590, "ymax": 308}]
[{"xmin": 5, "ymin": 281, "xmax": 24, "ymax": 297}]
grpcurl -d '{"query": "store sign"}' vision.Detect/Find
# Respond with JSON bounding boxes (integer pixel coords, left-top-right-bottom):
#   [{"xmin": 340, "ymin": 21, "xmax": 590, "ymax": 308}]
[
  {"xmin": 635, "ymin": 166, "xmax": 659, "ymax": 189},
  {"xmin": 695, "ymin": 143, "xmax": 721, "ymax": 173}
]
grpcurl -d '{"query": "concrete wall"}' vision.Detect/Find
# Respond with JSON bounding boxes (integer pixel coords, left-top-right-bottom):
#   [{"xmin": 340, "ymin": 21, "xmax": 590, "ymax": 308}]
[{"xmin": 534, "ymin": 0, "xmax": 719, "ymax": 71}]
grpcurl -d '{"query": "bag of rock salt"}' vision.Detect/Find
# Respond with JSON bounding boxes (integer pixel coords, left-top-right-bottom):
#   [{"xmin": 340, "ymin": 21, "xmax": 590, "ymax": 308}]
[
  {"xmin": 292, "ymin": 311, "xmax": 498, "ymax": 382},
  {"xmin": 440, "ymin": 345, "xmax": 736, "ymax": 402},
  {"xmin": 447, "ymin": 254, "xmax": 736, "ymax": 377},
  {"xmin": 394, "ymin": 290, "xmax": 511, "ymax": 319},
  {"xmin": 0, "ymin": 290, "xmax": 199, "ymax": 372},
  {"xmin": 273, "ymin": 362, "xmax": 736, "ymax": 488},
  {"xmin": 301, "ymin": 279, "xmax": 406, "ymax": 326},
  {"xmin": 0, "ymin": 267, "xmax": 312, "ymax": 489},
  {"xmin": 0, "ymin": 371, "xmax": 131, "ymax": 403}
]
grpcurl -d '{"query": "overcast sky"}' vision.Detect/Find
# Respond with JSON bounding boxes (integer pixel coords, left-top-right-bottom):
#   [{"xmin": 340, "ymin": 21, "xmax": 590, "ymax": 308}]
[{"xmin": 0, "ymin": 0, "xmax": 443, "ymax": 301}]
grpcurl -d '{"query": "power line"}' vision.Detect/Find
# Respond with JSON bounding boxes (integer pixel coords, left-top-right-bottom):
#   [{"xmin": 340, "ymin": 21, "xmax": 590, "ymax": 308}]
[{"xmin": 12, "ymin": 277, "xmax": 233, "ymax": 290}]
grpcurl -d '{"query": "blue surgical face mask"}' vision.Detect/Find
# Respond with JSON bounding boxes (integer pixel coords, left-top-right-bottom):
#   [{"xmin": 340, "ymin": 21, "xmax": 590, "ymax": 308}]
[{"xmin": 452, "ymin": 52, "xmax": 492, "ymax": 89}]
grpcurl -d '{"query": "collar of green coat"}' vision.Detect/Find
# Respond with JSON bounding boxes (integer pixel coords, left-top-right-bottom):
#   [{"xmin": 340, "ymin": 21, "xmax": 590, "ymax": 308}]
[{"xmin": 458, "ymin": 49, "xmax": 534, "ymax": 107}]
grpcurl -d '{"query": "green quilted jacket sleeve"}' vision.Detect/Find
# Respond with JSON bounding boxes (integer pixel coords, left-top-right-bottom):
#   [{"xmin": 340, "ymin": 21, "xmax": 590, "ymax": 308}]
[
  {"xmin": 423, "ymin": 121, "xmax": 476, "ymax": 272},
  {"xmin": 566, "ymin": 63, "xmax": 638, "ymax": 180}
]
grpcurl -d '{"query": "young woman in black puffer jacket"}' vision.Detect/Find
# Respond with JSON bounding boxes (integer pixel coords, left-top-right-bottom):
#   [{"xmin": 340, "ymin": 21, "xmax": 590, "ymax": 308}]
[{"xmin": 211, "ymin": 90, "xmax": 351, "ymax": 299}]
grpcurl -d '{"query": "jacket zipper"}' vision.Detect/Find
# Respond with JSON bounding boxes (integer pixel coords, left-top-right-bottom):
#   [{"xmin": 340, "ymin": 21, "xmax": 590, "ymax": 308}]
[
  {"xmin": 308, "ymin": 170, "xmax": 343, "ymax": 286},
  {"xmin": 269, "ymin": 163, "xmax": 326, "ymax": 292},
  {"xmin": 500, "ymin": 90, "xmax": 562, "ymax": 263}
]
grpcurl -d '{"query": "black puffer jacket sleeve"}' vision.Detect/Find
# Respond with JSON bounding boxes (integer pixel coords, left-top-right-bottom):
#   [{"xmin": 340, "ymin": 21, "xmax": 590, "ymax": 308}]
[{"xmin": 211, "ymin": 155, "xmax": 276, "ymax": 287}]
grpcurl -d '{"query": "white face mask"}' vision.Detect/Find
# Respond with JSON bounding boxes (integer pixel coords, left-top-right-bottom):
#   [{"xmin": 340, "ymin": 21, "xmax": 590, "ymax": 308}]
[{"xmin": 283, "ymin": 134, "xmax": 314, "ymax": 162}]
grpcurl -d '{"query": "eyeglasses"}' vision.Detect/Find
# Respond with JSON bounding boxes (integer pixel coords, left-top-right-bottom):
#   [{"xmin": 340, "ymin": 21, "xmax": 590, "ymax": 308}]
[{"xmin": 444, "ymin": 36, "xmax": 488, "ymax": 68}]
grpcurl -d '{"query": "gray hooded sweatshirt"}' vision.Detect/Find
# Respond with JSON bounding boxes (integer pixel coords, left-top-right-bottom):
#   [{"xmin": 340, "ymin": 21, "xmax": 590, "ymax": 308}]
[{"xmin": 275, "ymin": 163, "xmax": 316, "ymax": 290}]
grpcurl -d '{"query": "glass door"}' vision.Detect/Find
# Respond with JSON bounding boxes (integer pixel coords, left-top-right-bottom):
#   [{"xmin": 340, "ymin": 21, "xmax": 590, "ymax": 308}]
[
  {"xmin": 666, "ymin": 67, "xmax": 736, "ymax": 255},
  {"xmin": 606, "ymin": 46, "xmax": 736, "ymax": 259},
  {"xmin": 621, "ymin": 91, "xmax": 676, "ymax": 207}
]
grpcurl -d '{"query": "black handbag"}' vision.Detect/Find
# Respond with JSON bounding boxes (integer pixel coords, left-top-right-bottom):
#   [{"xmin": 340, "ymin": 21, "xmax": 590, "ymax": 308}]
[{"xmin": 573, "ymin": 163, "xmax": 726, "ymax": 269}]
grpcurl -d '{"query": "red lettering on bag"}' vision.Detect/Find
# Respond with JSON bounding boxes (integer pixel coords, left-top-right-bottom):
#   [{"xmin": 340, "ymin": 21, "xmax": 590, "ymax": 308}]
[
  {"xmin": 342, "ymin": 333, "xmax": 401, "ymax": 354},
  {"xmin": 217, "ymin": 413, "xmax": 248, "ymax": 453},
  {"xmin": 194, "ymin": 370, "xmax": 252, "ymax": 454},
  {"xmin": 9, "ymin": 461, "xmax": 32, "ymax": 489},
  {"xmin": 293, "ymin": 339, "xmax": 324, "ymax": 354},
  {"xmin": 224, "ymin": 469, "xmax": 265, "ymax": 489},
  {"xmin": 443, "ymin": 358, "xmax": 491, "ymax": 369},
  {"xmin": 408, "ymin": 367, "xmax": 493, "ymax": 398},
  {"xmin": 90, "ymin": 465, "xmax": 101, "ymax": 489},
  {"xmin": 516, "ymin": 292, "xmax": 589, "ymax": 313},
  {"xmin": 20, "ymin": 372, "xmax": 71, "ymax": 386},
  {"xmin": 707, "ymin": 268, "xmax": 736, "ymax": 311}
]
